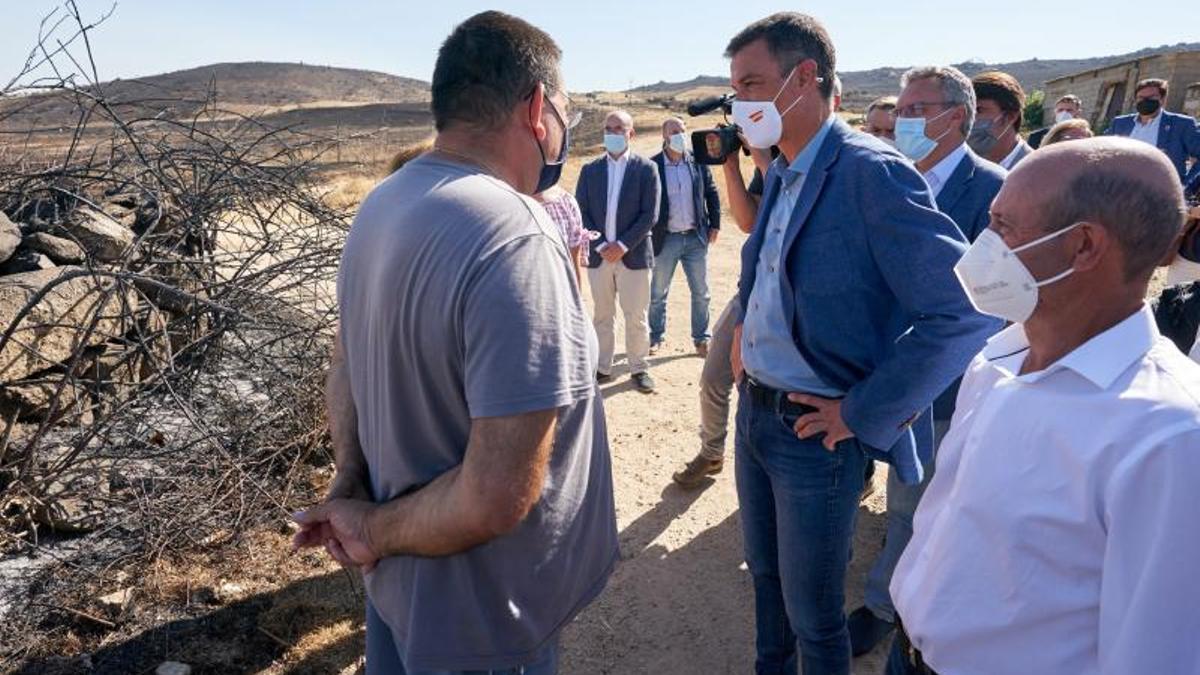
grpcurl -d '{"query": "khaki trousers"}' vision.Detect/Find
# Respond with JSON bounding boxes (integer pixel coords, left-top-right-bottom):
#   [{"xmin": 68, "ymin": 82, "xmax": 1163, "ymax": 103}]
[{"xmin": 588, "ymin": 260, "xmax": 652, "ymax": 375}]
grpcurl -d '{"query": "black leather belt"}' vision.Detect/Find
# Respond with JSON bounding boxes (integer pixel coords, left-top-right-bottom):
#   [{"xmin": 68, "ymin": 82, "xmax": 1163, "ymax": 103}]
[{"xmin": 744, "ymin": 376, "xmax": 820, "ymax": 418}]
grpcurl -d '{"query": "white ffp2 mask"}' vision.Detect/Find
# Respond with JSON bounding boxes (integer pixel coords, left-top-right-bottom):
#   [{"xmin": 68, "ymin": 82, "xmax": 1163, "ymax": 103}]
[
  {"xmin": 731, "ymin": 66, "xmax": 822, "ymax": 149},
  {"xmin": 954, "ymin": 224, "xmax": 1081, "ymax": 323}
]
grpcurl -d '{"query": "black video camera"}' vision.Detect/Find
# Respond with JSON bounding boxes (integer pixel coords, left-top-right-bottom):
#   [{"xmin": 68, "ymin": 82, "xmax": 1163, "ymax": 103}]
[{"xmin": 686, "ymin": 93, "xmax": 744, "ymax": 165}]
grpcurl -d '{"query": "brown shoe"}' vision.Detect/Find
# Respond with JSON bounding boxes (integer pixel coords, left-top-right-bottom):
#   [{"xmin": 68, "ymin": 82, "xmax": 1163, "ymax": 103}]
[
  {"xmin": 673, "ymin": 453, "xmax": 724, "ymax": 488},
  {"xmin": 694, "ymin": 340, "xmax": 709, "ymax": 358}
]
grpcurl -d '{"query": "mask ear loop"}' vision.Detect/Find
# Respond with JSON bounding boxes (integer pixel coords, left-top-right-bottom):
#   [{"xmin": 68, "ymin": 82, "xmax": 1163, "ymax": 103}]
[
  {"xmin": 1007, "ymin": 222, "xmax": 1084, "ymax": 288},
  {"xmin": 773, "ymin": 62, "xmax": 825, "ymax": 117},
  {"xmin": 922, "ymin": 105, "xmax": 959, "ymax": 145}
]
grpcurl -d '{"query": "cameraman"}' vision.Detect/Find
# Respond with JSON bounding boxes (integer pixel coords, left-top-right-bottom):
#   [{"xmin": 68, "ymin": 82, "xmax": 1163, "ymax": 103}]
[{"xmin": 673, "ymin": 133, "xmax": 772, "ymax": 486}]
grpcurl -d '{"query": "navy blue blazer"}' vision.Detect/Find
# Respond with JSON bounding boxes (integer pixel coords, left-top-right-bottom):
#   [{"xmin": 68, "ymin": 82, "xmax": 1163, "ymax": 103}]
[
  {"xmin": 736, "ymin": 118, "xmax": 997, "ymax": 484},
  {"xmin": 1107, "ymin": 110, "xmax": 1200, "ymax": 183},
  {"xmin": 575, "ymin": 152, "xmax": 661, "ymax": 270},
  {"xmin": 930, "ymin": 146, "xmax": 1007, "ymax": 421},
  {"xmin": 1185, "ymin": 163, "xmax": 1200, "ymax": 201},
  {"xmin": 649, "ymin": 150, "xmax": 721, "ymax": 254}
]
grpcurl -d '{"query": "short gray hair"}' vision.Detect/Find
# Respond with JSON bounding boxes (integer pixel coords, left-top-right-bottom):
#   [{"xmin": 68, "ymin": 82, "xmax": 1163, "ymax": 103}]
[
  {"xmin": 1038, "ymin": 143, "xmax": 1186, "ymax": 281},
  {"xmin": 901, "ymin": 65, "xmax": 976, "ymax": 136}
]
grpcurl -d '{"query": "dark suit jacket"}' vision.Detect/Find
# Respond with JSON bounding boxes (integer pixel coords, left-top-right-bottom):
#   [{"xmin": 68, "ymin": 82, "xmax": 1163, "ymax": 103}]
[
  {"xmin": 575, "ymin": 152, "xmax": 660, "ymax": 270},
  {"xmin": 1107, "ymin": 110, "xmax": 1200, "ymax": 182},
  {"xmin": 736, "ymin": 118, "xmax": 997, "ymax": 484},
  {"xmin": 930, "ymin": 146, "xmax": 1007, "ymax": 421},
  {"xmin": 1028, "ymin": 126, "xmax": 1049, "ymax": 149},
  {"xmin": 649, "ymin": 151, "xmax": 720, "ymax": 254},
  {"xmin": 936, "ymin": 146, "xmax": 1007, "ymax": 244}
]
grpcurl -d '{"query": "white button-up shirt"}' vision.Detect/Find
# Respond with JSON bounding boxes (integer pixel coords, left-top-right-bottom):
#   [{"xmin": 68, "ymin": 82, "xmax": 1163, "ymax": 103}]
[
  {"xmin": 922, "ymin": 142, "xmax": 968, "ymax": 198},
  {"xmin": 1129, "ymin": 110, "xmax": 1163, "ymax": 147},
  {"xmin": 604, "ymin": 151, "xmax": 630, "ymax": 252},
  {"xmin": 891, "ymin": 305, "xmax": 1200, "ymax": 675}
]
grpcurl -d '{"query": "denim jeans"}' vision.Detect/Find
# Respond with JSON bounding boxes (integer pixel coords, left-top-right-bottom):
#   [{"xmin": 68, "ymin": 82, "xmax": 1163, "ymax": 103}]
[
  {"xmin": 366, "ymin": 602, "xmax": 560, "ymax": 675},
  {"xmin": 863, "ymin": 420, "xmax": 950, "ymax": 623},
  {"xmin": 735, "ymin": 384, "xmax": 867, "ymax": 675},
  {"xmin": 649, "ymin": 230, "xmax": 710, "ymax": 345}
]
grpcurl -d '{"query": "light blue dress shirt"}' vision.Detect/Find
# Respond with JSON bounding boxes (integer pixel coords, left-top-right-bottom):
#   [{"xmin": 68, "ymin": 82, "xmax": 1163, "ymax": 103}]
[
  {"xmin": 663, "ymin": 153, "xmax": 697, "ymax": 233},
  {"xmin": 742, "ymin": 115, "xmax": 843, "ymax": 397}
]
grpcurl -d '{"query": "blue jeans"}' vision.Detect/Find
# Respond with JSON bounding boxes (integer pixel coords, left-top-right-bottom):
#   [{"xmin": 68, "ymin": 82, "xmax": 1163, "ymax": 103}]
[
  {"xmin": 366, "ymin": 602, "xmax": 559, "ymax": 675},
  {"xmin": 649, "ymin": 231, "xmax": 710, "ymax": 344},
  {"xmin": 863, "ymin": 420, "xmax": 949, "ymax": 623},
  {"xmin": 735, "ymin": 385, "xmax": 867, "ymax": 675}
]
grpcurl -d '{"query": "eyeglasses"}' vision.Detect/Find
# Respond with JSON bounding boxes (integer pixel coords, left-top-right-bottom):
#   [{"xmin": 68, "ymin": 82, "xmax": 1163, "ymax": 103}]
[
  {"xmin": 544, "ymin": 91, "xmax": 582, "ymax": 131},
  {"xmin": 893, "ymin": 101, "xmax": 952, "ymax": 118}
]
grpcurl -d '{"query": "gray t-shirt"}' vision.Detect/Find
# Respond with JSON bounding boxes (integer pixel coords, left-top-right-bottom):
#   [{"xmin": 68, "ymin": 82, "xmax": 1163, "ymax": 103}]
[{"xmin": 337, "ymin": 154, "xmax": 618, "ymax": 671}]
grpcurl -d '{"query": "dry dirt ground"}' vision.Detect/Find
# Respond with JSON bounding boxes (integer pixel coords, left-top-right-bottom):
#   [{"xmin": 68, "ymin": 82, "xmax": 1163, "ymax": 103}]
[
  {"xmin": 314, "ymin": 120, "xmax": 894, "ymax": 674},
  {"xmin": 13, "ymin": 109, "xmax": 892, "ymax": 675},
  {"xmin": 554, "ymin": 129, "xmax": 890, "ymax": 675}
]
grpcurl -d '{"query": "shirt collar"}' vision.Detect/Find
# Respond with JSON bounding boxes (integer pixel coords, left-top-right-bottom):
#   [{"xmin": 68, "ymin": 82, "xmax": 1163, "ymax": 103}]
[
  {"xmin": 981, "ymin": 304, "xmax": 1159, "ymax": 389},
  {"xmin": 664, "ymin": 149, "xmax": 687, "ymax": 166},
  {"xmin": 1136, "ymin": 110, "xmax": 1163, "ymax": 127},
  {"xmin": 1000, "ymin": 139, "xmax": 1027, "ymax": 169},
  {"xmin": 773, "ymin": 114, "xmax": 836, "ymax": 189},
  {"xmin": 607, "ymin": 150, "xmax": 630, "ymax": 165},
  {"xmin": 923, "ymin": 142, "xmax": 968, "ymax": 190}
]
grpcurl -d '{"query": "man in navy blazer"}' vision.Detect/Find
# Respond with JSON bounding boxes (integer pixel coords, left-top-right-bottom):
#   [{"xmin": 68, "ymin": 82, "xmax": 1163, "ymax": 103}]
[
  {"xmin": 1106, "ymin": 78, "xmax": 1200, "ymax": 184},
  {"xmin": 849, "ymin": 64, "xmax": 1007, "ymax": 657},
  {"xmin": 575, "ymin": 110, "xmax": 661, "ymax": 392},
  {"xmin": 725, "ymin": 15, "xmax": 997, "ymax": 674},
  {"xmin": 648, "ymin": 117, "xmax": 722, "ymax": 355}
]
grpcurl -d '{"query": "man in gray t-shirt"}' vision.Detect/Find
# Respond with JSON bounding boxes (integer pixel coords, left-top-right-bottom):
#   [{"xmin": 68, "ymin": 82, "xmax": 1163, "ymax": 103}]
[{"xmin": 293, "ymin": 13, "xmax": 617, "ymax": 674}]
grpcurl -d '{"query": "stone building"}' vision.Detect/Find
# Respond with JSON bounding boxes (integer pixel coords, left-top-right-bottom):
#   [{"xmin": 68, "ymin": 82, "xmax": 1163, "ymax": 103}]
[{"xmin": 1042, "ymin": 50, "xmax": 1200, "ymax": 132}]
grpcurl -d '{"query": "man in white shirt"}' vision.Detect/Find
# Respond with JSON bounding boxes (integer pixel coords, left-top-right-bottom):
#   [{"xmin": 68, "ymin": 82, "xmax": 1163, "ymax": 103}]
[
  {"xmin": 576, "ymin": 110, "xmax": 662, "ymax": 392},
  {"xmin": 850, "ymin": 64, "xmax": 1007, "ymax": 658},
  {"xmin": 889, "ymin": 137, "xmax": 1200, "ymax": 675}
]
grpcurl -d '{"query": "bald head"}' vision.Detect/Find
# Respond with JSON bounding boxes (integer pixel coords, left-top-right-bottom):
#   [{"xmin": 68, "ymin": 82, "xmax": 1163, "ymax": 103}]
[
  {"xmin": 605, "ymin": 110, "xmax": 634, "ymax": 132},
  {"xmin": 662, "ymin": 117, "xmax": 685, "ymax": 137},
  {"xmin": 1002, "ymin": 136, "xmax": 1186, "ymax": 281}
]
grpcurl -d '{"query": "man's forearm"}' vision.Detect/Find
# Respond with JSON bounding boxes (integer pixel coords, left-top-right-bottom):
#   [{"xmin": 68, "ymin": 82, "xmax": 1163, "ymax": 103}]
[
  {"xmin": 327, "ymin": 334, "xmax": 366, "ymax": 479},
  {"xmin": 365, "ymin": 409, "xmax": 557, "ymax": 558},
  {"xmin": 722, "ymin": 161, "xmax": 760, "ymax": 233},
  {"xmin": 365, "ymin": 465, "xmax": 486, "ymax": 557}
]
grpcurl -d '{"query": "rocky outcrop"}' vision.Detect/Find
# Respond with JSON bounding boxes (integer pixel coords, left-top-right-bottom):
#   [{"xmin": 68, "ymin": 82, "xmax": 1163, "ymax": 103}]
[{"xmin": 0, "ymin": 267, "xmax": 136, "ymax": 383}]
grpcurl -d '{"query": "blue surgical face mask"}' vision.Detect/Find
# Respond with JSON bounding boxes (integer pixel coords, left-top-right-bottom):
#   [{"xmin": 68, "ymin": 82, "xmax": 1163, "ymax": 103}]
[
  {"xmin": 668, "ymin": 132, "xmax": 687, "ymax": 154},
  {"xmin": 894, "ymin": 106, "xmax": 956, "ymax": 162},
  {"xmin": 604, "ymin": 133, "xmax": 628, "ymax": 155}
]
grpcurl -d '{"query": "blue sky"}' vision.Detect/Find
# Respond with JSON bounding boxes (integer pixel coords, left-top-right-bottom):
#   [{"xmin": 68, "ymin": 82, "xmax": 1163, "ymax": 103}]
[{"xmin": 3, "ymin": 1, "xmax": 1198, "ymax": 92}]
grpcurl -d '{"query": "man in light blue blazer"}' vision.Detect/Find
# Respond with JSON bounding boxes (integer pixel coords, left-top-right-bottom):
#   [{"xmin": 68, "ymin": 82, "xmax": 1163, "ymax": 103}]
[
  {"xmin": 725, "ymin": 15, "xmax": 997, "ymax": 675},
  {"xmin": 850, "ymin": 64, "xmax": 1007, "ymax": 658},
  {"xmin": 1106, "ymin": 78, "xmax": 1200, "ymax": 184}
]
